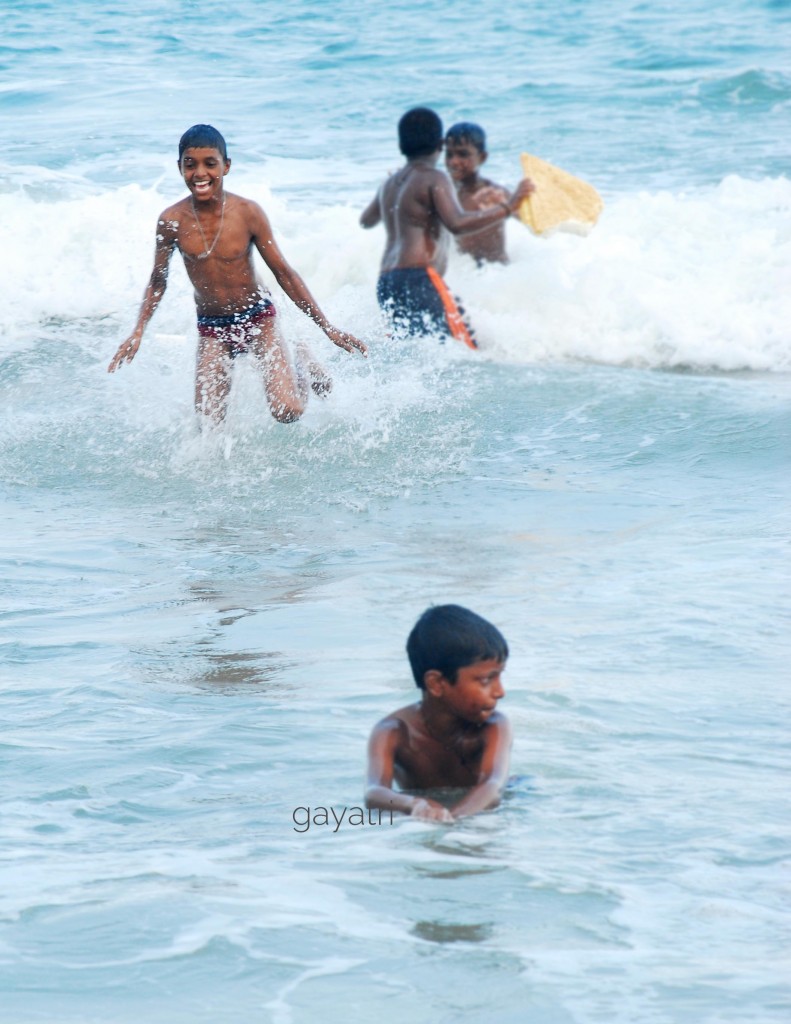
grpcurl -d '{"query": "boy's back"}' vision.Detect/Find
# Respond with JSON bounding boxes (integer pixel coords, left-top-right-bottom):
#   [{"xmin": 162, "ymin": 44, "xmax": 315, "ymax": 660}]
[{"xmin": 377, "ymin": 162, "xmax": 451, "ymax": 274}]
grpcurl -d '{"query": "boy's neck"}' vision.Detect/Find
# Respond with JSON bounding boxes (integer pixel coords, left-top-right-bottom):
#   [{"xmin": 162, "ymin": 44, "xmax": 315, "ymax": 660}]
[
  {"xmin": 458, "ymin": 172, "xmax": 484, "ymax": 193},
  {"xmin": 191, "ymin": 187, "xmax": 225, "ymax": 207},
  {"xmin": 407, "ymin": 152, "xmax": 440, "ymax": 169},
  {"xmin": 419, "ymin": 694, "xmax": 471, "ymax": 739}
]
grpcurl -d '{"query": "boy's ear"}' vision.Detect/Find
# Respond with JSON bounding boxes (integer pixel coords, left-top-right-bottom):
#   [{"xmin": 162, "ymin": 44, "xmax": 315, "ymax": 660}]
[
  {"xmin": 479, "ymin": 150, "xmax": 488, "ymax": 166},
  {"xmin": 423, "ymin": 669, "xmax": 446, "ymax": 696}
]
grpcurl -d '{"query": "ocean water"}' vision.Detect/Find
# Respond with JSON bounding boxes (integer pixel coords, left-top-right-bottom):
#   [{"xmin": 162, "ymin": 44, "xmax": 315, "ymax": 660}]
[{"xmin": 1, "ymin": 1, "xmax": 790, "ymax": 1022}]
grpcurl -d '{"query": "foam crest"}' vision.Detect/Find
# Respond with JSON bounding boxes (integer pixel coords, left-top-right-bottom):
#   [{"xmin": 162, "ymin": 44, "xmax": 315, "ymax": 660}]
[
  {"xmin": 450, "ymin": 174, "xmax": 791, "ymax": 371},
  {"xmin": 2, "ymin": 170, "xmax": 788, "ymax": 374}
]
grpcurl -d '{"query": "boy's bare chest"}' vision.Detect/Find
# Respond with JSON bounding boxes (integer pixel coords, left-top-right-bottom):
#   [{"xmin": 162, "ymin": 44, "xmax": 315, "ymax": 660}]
[
  {"xmin": 172, "ymin": 200, "xmax": 249, "ymax": 263},
  {"xmin": 398, "ymin": 726, "xmax": 483, "ymax": 787},
  {"xmin": 178, "ymin": 221, "xmax": 251, "ymax": 264}
]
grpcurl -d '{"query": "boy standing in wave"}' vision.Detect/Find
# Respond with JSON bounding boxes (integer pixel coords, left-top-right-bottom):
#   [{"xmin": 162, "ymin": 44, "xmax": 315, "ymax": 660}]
[
  {"xmin": 109, "ymin": 125, "xmax": 366, "ymax": 424},
  {"xmin": 365, "ymin": 605, "xmax": 512, "ymax": 823},
  {"xmin": 360, "ymin": 107, "xmax": 534, "ymax": 347},
  {"xmin": 445, "ymin": 122, "xmax": 510, "ymax": 264}
]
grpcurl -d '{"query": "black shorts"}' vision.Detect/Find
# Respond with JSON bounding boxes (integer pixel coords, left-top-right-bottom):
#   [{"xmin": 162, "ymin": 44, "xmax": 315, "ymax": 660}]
[{"xmin": 376, "ymin": 267, "xmax": 449, "ymax": 337}]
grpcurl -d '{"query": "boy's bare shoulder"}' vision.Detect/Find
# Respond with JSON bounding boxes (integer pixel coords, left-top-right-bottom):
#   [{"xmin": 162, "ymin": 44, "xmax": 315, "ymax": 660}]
[
  {"xmin": 469, "ymin": 177, "xmax": 508, "ymax": 200},
  {"xmin": 228, "ymin": 191, "xmax": 259, "ymax": 212},
  {"xmin": 392, "ymin": 164, "xmax": 447, "ymax": 188},
  {"xmin": 426, "ymin": 166, "xmax": 453, "ymax": 188},
  {"xmin": 227, "ymin": 192, "xmax": 273, "ymax": 231},
  {"xmin": 485, "ymin": 709, "xmax": 511, "ymax": 732},
  {"xmin": 371, "ymin": 703, "xmax": 420, "ymax": 734},
  {"xmin": 158, "ymin": 197, "xmax": 190, "ymax": 226}
]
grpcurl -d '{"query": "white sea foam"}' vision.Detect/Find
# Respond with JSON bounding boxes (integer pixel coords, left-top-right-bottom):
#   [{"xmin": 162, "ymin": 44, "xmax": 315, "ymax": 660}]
[{"xmin": 2, "ymin": 169, "xmax": 788, "ymax": 373}]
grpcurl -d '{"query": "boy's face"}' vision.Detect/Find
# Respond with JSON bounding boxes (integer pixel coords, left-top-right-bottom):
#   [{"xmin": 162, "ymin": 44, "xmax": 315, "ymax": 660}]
[
  {"xmin": 445, "ymin": 139, "xmax": 486, "ymax": 185},
  {"xmin": 179, "ymin": 146, "xmax": 230, "ymax": 202},
  {"xmin": 434, "ymin": 657, "xmax": 505, "ymax": 724}
]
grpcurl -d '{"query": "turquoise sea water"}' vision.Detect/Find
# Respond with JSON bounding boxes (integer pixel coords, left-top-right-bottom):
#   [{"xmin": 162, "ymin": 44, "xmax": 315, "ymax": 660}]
[{"xmin": 1, "ymin": 1, "xmax": 790, "ymax": 1022}]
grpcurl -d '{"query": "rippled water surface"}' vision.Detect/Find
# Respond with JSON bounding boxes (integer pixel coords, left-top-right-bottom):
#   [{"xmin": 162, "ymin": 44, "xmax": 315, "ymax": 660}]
[{"xmin": 1, "ymin": 1, "xmax": 790, "ymax": 1021}]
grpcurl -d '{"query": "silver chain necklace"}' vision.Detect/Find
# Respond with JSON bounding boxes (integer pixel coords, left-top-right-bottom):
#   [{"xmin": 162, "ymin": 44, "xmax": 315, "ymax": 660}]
[{"xmin": 190, "ymin": 194, "xmax": 226, "ymax": 259}]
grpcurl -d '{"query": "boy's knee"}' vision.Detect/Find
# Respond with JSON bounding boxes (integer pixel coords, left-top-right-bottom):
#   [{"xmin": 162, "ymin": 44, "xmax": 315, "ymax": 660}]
[{"xmin": 270, "ymin": 399, "xmax": 305, "ymax": 423}]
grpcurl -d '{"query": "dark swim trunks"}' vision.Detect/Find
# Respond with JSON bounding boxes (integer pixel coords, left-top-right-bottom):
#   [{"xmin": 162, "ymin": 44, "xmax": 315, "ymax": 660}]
[
  {"xmin": 196, "ymin": 297, "xmax": 277, "ymax": 358},
  {"xmin": 377, "ymin": 267, "xmax": 477, "ymax": 349}
]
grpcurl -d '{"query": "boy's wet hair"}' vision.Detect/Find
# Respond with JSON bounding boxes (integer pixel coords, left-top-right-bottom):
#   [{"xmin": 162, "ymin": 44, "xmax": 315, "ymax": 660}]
[
  {"xmin": 178, "ymin": 124, "xmax": 228, "ymax": 162},
  {"xmin": 407, "ymin": 605, "xmax": 508, "ymax": 688},
  {"xmin": 446, "ymin": 122, "xmax": 487, "ymax": 154},
  {"xmin": 398, "ymin": 107, "xmax": 443, "ymax": 158}
]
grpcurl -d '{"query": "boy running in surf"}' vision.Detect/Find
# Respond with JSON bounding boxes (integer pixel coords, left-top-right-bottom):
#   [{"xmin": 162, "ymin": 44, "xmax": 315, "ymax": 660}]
[
  {"xmin": 109, "ymin": 124, "xmax": 367, "ymax": 424},
  {"xmin": 445, "ymin": 121, "xmax": 511, "ymax": 265},
  {"xmin": 360, "ymin": 107, "xmax": 533, "ymax": 346}
]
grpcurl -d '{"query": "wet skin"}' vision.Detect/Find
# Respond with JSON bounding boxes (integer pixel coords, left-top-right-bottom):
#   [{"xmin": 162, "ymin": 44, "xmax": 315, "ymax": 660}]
[
  {"xmin": 445, "ymin": 139, "xmax": 512, "ymax": 264},
  {"xmin": 365, "ymin": 658, "xmax": 512, "ymax": 823},
  {"xmin": 361, "ymin": 147, "xmax": 534, "ymax": 276},
  {"xmin": 108, "ymin": 146, "xmax": 366, "ymax": 423}
]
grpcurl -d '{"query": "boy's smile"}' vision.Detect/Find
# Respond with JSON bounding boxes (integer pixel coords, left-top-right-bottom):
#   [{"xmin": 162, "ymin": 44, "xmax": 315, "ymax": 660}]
[{"xmin": 179, "ymin": 146, "xmax": 230, "ymax": 202}]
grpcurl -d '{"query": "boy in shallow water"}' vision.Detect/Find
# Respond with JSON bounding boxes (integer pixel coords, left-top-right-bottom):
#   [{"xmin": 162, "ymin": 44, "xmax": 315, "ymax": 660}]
[
  {"xmin": 360, "ymin": 107, "xmax": 533, "ymax": 346},
  {"xmin": 365, "ymin": 605, "xmax": 512, "ymax": 823},
  {"xmin": 109, "ymin": 124, "xmax": 366, "ymax": 424},
  {"xmin": 445, "ymin": 121, "xmax": 511, "ymax": 265}
]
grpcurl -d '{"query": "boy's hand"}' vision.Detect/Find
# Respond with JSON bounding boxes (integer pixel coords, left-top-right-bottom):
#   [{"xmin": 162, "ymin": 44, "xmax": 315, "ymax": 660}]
[
  {"xmin": 410, "ymin": 797, "xmax": 455, "ymax": 824},
  {"xmin": 108, "ymin": 334, "xmax": 142, "ymax": 372},
  {"xmin": 504, "ymin": 177, "xmax": 536, "ymax": 215},
  {"xmin": 324, "ymin": 325, "xmax": 368, "ymax": 358},
  {"xmin": 475, "ymin": 185, "xmax": 510, "ymax": 210}
]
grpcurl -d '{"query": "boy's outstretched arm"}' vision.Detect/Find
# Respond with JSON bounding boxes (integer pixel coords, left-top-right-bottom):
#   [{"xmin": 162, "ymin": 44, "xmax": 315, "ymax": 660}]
[
  {"xmin": 365, "ymin": 718, "xmax": 454, "ymax": 823},
  {"xmin": 108, "ymin": 217, "xmax": 177, "ymax": 372},
  {"xmin": 250, "ymin": 204, "xmax": 367, "ymax": 357},
  {"xmin": 449, "ymin": 714, "xmax": 512, "ymax": 819}
]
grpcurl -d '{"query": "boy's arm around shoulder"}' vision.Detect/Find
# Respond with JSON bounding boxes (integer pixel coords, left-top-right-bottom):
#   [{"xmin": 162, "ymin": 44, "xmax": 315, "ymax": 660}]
[
  {"xmin": 247, "ymin": 198, "xmax": 367, "ymax": 357},
  {"xmin": 431, "ymin": 171, "xmax": 535, "ymax": 236},
  {"xmin": 473, "ymin": 179, "xmax": 510, "ymax": 209},
  {"xmin": 365, "ymin": 713, "xmax": 454, "ymax": 823},
  {"xmin": 449, "ymin": 712, "xmax": 512, "ymax": 819},
  {"xmin": 108, "ymin": 211, "xmax": 178, "ymax": 372}
]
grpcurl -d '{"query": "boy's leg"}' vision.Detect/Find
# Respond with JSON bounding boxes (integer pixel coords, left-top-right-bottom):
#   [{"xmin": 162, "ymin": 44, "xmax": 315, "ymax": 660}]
[
  {"xmin": 248, "ymin": 316, "xmax": 308, "ymax": 423},
  {"xmin": 195, "ymin": 335, "xmax": 233, "ymax": 423},
  {"xmin": 295, "ymin": 342, "xmax": 332, "ymax": 397}
]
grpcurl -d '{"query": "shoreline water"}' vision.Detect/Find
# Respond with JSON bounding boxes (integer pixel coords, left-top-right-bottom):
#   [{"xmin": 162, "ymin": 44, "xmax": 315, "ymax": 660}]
[{"xmin": 2, "ymin": 1, "xmax": 790, "ymax": 1021}]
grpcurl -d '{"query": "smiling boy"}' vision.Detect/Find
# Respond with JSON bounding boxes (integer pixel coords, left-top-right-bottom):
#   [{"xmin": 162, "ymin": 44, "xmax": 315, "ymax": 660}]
[
  {"xmin": 109, "ymin": 124, "xmax": 366, "ymax": 423},
  {"xmin": 365, "ymin": 605, "xmax": 512, "ymax": 823},
  {"xmin": 445, "ymin": 122, "xmax": 511, "ymax": 264}
]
